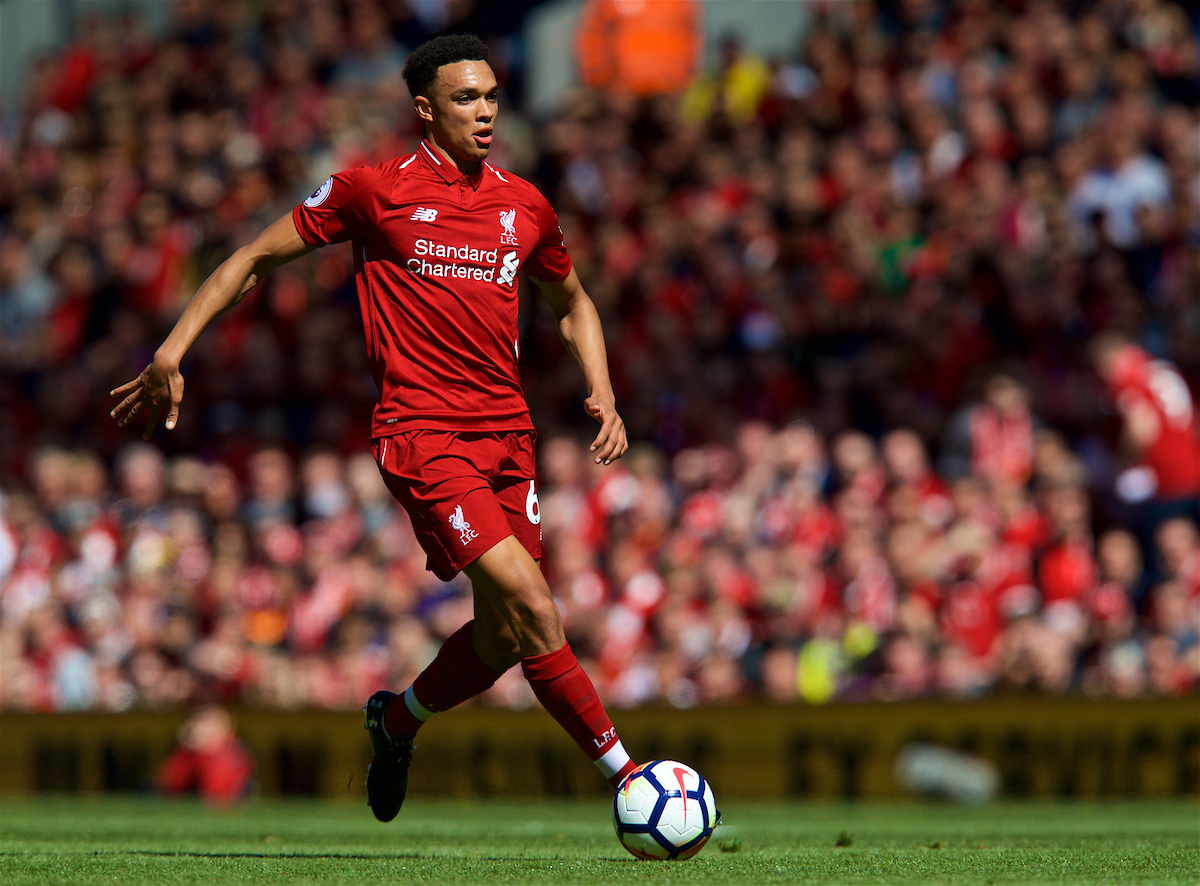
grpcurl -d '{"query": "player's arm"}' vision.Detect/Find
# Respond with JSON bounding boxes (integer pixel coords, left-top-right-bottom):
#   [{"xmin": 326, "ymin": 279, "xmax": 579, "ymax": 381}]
[
  {"xmin": 532, "ymin": 268, "xmax": 628, "ymax": 465},
  {"xmin": 110, "ymin": 213, "xmax": 313, "ymax": 439}
]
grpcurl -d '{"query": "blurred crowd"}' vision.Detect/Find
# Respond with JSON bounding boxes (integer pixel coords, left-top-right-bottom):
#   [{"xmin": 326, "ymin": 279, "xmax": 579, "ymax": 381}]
[{"xmin": 2, "ymin": 0, "xmax": 1199, "ymax": 712}]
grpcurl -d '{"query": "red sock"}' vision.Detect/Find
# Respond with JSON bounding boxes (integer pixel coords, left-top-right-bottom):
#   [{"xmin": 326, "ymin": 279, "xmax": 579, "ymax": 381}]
[
  {"xmin": 521, "ymin": 643, "xmax": 638, "ymax": 788},
  {"xmin": 383, "ymin": 621, "xmax": 504, "ymax": 739}
]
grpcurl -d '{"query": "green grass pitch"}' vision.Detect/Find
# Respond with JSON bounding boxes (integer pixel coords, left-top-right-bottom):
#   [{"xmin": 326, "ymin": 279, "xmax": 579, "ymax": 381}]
[{"xmin": 1, "ymin": 797, "xmax": 1197, "ymax": 885}]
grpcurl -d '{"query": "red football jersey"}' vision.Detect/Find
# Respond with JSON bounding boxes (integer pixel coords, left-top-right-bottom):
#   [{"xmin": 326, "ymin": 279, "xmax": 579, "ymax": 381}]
[
  {"xmin": 1037, "ymin": 538, "xmax": 1097, "ymax": 605},
  {"xmin": 1108, "ymin": 345, "xmax": 1200, "ymax": 498},
  {"xmin": 293, "ymin": 140, "xmax": 572, "ymax": 437}
]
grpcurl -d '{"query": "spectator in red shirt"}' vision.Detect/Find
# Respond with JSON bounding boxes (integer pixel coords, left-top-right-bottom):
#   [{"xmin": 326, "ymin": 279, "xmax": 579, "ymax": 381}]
[
  {"xmin": 1092, "ymin": 333, "xmax": 1200, "ymax": 577},
  {"xmin": 940, "ymin": 373, "xmax": 1038, "ymax": 489},
  {"xmin": 1089, "ymin": 529, "xmax": 1142, "ymax": 643},
  {"xmin": 158, "ymin": 705, "xmax": 255, "ymax": 806},
  {"xmin": 1093, "ymin": 333, "xmax": 1200, "ymax": 505},
  {"xmin": 1037, "ymin": 485, "xmax": 1097, "ymax": 639},
  {"xmin": 882, "ymin": 429, "xmax": 953, "ymax": 530}
]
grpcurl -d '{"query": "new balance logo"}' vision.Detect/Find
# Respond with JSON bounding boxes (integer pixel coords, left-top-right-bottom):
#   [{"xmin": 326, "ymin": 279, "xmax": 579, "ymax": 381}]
[
  {"xmin": 498, "ymin": 251, "xmax": 520, "ymax": 287},
  {"xmin": 449, "ymin": 505, "xmax": 478, "ymax": 545},
  {"xmin": 410, "ymin": 207, "xmax": 438, "ymax": 222}
]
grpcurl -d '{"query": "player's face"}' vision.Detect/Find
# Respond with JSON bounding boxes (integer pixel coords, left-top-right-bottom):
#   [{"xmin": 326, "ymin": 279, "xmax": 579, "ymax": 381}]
[{"xmin": 422, "ymin": 60, "xmax": 499, "ymax": 168}]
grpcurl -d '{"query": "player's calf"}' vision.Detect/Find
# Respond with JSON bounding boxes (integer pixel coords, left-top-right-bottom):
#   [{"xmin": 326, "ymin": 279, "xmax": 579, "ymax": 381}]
[
  {"xmin": 521, "ymin": 642, "xmax": 638, "ymax": 788},
  {"xmin": 381, "ymin": 620, "xmax": 505, "ymax": 739}
]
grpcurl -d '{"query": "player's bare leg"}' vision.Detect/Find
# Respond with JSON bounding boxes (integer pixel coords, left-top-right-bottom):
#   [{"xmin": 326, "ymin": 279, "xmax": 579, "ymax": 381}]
[
  {"xmin": 463, "ymin": 537, "xmax": 564, "ymax": 656},
  {"xmin": 364, "ymin": 551, "xmax": 518, "ymax": 821},
  {"xmin": 366, "ymin": 538, "xmax": 636, "ymax": 821},
  {"xmin": 465, "ymin": 538, "xmax": 638, "ymax": 788},
  {"xmin": 469, "ymin": 583, "xmax": 523, "ymax": 673}
]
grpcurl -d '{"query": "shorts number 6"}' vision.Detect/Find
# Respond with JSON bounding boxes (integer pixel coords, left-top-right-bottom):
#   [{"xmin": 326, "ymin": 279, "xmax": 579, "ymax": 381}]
[{"xmin": 525, "ymin": 480, "xmax": 540, "ymax": 525}]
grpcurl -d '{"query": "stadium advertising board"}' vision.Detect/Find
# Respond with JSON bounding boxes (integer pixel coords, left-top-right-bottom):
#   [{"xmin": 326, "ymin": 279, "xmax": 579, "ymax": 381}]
[{"xmin": 1, "ymin": 698, "xmax": 1195, "ymax": 799}]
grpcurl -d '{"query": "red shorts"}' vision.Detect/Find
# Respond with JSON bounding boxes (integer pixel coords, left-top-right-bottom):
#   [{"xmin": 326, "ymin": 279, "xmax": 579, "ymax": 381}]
[{"xmin": 373, "ymin": 430, "xmax": 542, "ymax": 581}]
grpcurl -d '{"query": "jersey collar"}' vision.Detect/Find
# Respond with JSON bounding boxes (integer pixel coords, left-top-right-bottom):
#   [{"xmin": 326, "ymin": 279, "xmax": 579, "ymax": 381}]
[{"xmin": 419, "ymin": 139, "xmax": 485, "ymax": 189}]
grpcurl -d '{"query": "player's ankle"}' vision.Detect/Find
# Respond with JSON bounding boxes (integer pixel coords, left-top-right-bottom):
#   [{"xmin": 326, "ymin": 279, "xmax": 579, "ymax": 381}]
[
  {"xmin": 382, "ymin": 688, "xmax": 427, "ymax": 739},
  {"xmin": 608, "ymin": 758, "xmax": 639, "ymax": 789}
]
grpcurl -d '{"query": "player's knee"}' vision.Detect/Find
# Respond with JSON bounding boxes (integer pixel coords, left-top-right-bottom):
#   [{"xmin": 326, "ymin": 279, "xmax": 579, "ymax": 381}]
[{"xmin": 505, "ymin": 593, "xmax": 562, "ymax": 646}]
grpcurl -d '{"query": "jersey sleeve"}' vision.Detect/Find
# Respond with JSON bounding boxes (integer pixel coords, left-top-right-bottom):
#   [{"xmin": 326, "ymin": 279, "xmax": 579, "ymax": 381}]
[
  {"xmin": 292, "ymin": 165, "xmax": 381, "ymax": 247},
  {"xmin": 524, "ymin": 192, "xmax": 572, "ymax": 282}
]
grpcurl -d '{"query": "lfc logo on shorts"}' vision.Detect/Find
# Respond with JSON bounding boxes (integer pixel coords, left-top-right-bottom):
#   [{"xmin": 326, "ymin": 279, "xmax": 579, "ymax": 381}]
[
  {"xmin": 499, "ymin": 207, "xmax": 519, "ymax": 246},
  {"xmin": 449, "ymin": 504, "xmax": 479, "ymax": 545}
]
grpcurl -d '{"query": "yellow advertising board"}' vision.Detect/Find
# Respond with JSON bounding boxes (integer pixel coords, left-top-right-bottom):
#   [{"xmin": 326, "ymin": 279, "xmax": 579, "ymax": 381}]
[{"xmin": 1, "ymin": 697, "xmax": 1196, "ymax": 799}]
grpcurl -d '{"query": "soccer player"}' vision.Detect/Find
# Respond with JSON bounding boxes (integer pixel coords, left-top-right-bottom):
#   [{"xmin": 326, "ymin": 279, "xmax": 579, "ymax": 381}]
[{"xmin": 110, "ymin": 34, "xmax": 640, "ymax": 822}]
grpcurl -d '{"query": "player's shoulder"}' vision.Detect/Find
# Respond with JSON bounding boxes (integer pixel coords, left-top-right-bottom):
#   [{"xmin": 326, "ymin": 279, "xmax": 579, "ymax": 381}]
[
  {"xmin": 484, "ymin": 163, "xmax": 552, "ymax": 206},
  {"xmin": 324, "ymin": 156, "xmax": 413, "ymax": 189},
  {"xmin": 349, "ymin": 152, "xmax": 427, "ymax": 203},
  {"xmin": 374, "ymin": 152, "xmax": 425, "ymax": 178}
]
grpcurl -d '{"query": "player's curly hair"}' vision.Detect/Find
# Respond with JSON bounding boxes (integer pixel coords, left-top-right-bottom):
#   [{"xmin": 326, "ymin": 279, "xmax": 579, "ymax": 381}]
[{"xmin": 402, "ymin": 34, "xmax": 490, "ymax": 99}]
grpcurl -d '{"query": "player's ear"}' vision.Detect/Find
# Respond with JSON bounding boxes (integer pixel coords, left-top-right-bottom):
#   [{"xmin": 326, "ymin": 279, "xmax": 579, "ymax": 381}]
[{"xmin": 414, "ymin": 94, "xmax": 434, "ymax": 124}]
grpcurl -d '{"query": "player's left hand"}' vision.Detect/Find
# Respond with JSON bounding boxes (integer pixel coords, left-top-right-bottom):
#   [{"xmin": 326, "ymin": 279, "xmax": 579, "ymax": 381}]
[{"xmin": 585, "ymin": 395, "xmax": 628, "ymax": 465}]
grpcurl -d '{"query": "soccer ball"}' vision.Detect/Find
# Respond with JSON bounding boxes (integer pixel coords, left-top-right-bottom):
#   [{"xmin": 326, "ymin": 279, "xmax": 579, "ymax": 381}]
[{"xmin": 612, "ymin": 760, "xmax": 718, "ymax": 860}]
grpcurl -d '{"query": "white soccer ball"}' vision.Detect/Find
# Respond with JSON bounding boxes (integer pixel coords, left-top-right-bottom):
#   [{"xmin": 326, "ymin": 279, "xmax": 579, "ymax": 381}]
[{"xmin": 612, "ymin": 760, "xmax": 718, "ymax": 860}]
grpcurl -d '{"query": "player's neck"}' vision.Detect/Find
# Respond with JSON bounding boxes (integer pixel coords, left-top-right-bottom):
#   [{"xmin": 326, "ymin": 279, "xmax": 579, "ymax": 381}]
[{"xmin": 425, "ymin": 133, "xmax": 483, "ymax": 177}]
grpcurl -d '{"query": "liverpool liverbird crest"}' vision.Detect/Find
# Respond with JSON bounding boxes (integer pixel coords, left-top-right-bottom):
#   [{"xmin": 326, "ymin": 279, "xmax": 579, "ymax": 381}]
[
  {"xmin": 449, "ymin": 504, "xmax": 478, "ymax": 545},
  {"xmin": 499, "ymin": 207, "xmax": 518, "ymax": 245}
]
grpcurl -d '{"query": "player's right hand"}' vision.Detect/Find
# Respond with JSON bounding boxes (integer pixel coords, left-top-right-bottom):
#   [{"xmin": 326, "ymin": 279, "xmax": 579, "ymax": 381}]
[{"xmin": 109, "ymin": 360, "xmax": 185, "ymax": 441}]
